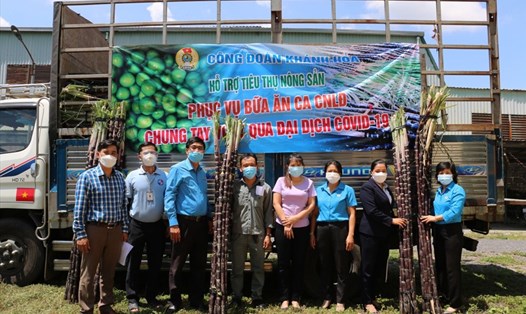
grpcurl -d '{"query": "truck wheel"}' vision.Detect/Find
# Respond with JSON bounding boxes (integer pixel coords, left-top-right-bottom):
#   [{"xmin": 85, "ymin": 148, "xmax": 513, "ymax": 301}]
[{"xmin": 0, "ymin": 219, "xmax": 44, "ymax": 286}]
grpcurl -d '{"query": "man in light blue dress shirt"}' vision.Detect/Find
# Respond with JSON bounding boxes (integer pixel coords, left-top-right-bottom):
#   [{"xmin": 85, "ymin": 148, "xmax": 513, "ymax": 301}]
[{"xmin": 125, "ymin": 142, "xmax": 167, "ymax": 312}]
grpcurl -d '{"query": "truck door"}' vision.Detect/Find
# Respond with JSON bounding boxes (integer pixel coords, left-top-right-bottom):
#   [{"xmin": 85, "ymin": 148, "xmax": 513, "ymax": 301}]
[{"xmin": 0, "ymin": 103, "xmax": 42, "ymax": 210}]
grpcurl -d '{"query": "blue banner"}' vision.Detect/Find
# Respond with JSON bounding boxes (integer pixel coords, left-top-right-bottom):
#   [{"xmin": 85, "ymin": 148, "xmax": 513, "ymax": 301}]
[{"xmin": 113, "ymin": 43, "xmax": 420, "ymax": 153}]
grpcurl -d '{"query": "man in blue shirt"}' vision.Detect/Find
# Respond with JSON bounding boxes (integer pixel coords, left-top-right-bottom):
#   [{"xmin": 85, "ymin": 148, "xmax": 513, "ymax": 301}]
[
  {"xmin": 165, "ymin": 136, "xmax": 212, "ymax": 312},
  {"xmin": 73, "ymin": 139, "xmax": 129, "ymax": 314},
  {"xmin": 125, "ymin": 142, "xmax": 167, "ymax": 312}
]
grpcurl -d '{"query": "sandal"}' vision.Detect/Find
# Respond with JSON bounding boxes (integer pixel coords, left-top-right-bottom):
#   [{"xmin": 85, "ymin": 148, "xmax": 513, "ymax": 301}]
[
  {"xmin": 128, "ymin": 299, "xmax": 140, "ymax": 313},
  {"xmin": 444, "ymin": 307, "xmax": 458, "ymax": 314},
  {"xmin": 365, "ymin": 303, "xmax": 378, "ymax": 313},
  {"xmin": 280, "ymin": 300, "xmax": 289, "ymax": 310},
  {"xmin": 291, "ymin": 301, "xmax": 301, "ymax": 309}
]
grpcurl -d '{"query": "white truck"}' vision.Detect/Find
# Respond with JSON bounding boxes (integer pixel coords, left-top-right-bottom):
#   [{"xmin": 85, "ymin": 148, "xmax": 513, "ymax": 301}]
[{"xmin": 0, "ymin": 0, "xmax": 497, "ymax": 287}]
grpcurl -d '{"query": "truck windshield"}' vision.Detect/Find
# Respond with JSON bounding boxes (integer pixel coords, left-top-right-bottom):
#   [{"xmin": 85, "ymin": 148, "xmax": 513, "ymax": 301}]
[{"xmin": 0, "ymin": 107, "xmax": 36, "ymax": 154}]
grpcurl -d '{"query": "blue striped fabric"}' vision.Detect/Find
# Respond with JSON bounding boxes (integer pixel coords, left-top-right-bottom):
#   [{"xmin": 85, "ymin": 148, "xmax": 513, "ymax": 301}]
[{"xmin": 73, "ymin": 165, "xmax": 129, "ymax": 239}]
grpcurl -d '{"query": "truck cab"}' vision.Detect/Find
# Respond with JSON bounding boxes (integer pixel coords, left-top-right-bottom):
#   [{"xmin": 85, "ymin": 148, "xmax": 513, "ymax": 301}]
[{"xmin": 0, "ymin": 84, "xmax": 50, "ymax": 285}]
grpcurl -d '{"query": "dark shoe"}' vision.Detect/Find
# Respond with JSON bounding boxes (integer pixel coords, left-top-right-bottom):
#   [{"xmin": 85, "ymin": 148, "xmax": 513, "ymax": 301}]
[
  {"xmin": 189, "ymin": 303, "xmax": 207, "ymax": 313},
  {"xmin": 229, "ymin": 297, "xmax": 242, "ymax": 308},
  {"xmin": 166, "ymin": 301, "xmax": 181, "ymax": 314},
  {"xmin": 146, "ymin": 299, "xmax": 163, "ymax": 309},
  {"xmin": 251, "ymin": 299, "xmax": 266, "ymax": 308},
  {"xmin": 99, "ymin": 305, "xmax": 117, "ymax": 314},
  {"xmin": 128, "ymin": 299, "xmax": 140, "ymax": 313}
]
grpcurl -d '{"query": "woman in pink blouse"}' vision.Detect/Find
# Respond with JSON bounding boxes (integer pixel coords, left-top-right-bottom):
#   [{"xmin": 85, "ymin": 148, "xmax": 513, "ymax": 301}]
[{"xmin": 272, "ymin": 153, "xmax": 317, "ymax": 309}]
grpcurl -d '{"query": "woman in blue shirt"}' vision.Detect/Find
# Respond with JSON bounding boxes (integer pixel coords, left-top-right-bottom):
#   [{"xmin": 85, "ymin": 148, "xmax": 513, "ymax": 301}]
[
  {"xmin": 310, "ymin": 160, "xmax": 357, "ymax": 312},
  {"xmin": 421, "ymin": 162, "xmax": 466, "ymax": 314}
]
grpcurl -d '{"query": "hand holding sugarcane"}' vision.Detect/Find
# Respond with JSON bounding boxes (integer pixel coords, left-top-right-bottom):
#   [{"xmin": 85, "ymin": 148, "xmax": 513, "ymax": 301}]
[
  {"xmin": 392, "ymin": 217, "xmax": 409, "ymax": 228},
  {"xmin": 420, "ymin": 215, "xmax": 441, "ymax": 224}
]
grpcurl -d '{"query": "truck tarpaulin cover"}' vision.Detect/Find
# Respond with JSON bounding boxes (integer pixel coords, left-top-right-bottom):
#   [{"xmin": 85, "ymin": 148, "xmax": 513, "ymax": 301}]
[{"xmin": 112, "ymin": 43, "xmax": 420, "ymax": 153}]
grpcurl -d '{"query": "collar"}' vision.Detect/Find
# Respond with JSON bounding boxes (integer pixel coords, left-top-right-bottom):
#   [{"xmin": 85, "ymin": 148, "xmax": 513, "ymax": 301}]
[
  {"xmin": 95, "ymin": 164, "xmax": 114, "ymax": 177},
  {"xmin": 139, "ymin": 165, "xmax": 160, "ymax": 175},
  {"xmin": 321, "ymin": 181, "xmax": 344, "ymax": 193},
  {"xmin": 238, "ymin": 177, "xmax": 264, "ymax": 187},
  {"xmin": 183, "ymin": 158, "xmax": 201, "ymax": 171},
  {"xmin": 437, "ymin": 182, "xmax": 456, "ymax": 194}
]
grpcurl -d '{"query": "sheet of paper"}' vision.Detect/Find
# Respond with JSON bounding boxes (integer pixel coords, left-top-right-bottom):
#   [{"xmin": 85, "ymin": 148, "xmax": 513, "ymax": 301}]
[
  {"xmin": 256, "ymin": 186, "xmax": 264, "ymax": 196},
  {"xmin": 119, "ymin": 242, "xmax": 133, "ymax": 266}
]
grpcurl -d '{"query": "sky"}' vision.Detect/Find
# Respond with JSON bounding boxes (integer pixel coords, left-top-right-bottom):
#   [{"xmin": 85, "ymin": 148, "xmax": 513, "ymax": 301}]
[{"xmin": 0, "ymin": 0, "xmax": 524, "ymax": 90}]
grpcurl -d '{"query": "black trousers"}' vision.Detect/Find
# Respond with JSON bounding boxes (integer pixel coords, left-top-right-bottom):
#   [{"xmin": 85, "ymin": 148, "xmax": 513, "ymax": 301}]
[
  {"xmin": 169, "ymin": 216, "xmax": 208, "ymax": 307},
  {"xmin": 274, "ymin": 224, "xmax": 310, "ymax": 302},
  {"xmin": 125, "ymin": 218, "xmax": 165, "ymax": 302},
  {"xmin": 359, "ymin": 233, "xmax": 389, "ymax": 305},
  {"xmin": 317, "ymin": 221, "xmax": 352, "ymax": 303},
  {"xmin": 433, "ymin": 223, "xmax": 463, "ymax": 308}
]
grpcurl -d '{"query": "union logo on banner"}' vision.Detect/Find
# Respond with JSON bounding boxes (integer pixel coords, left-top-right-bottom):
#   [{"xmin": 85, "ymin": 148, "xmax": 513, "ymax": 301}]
[{"xmin": 16, "ymin": 188, "xmax": 35, "ymax": 202}]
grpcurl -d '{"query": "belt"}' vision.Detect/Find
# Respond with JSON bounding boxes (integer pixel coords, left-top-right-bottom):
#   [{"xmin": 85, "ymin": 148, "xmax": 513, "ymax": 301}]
[
  {"xmin": 87, "ymin": 221, "xmax": 121, "ymax": 229},
  {"xmin": 178, "ymin": 214, "xmax": 206, "ymax": 222},
  {"xmin": 317, "ymin": 221, "xmax": 347, "ymax": 226}
]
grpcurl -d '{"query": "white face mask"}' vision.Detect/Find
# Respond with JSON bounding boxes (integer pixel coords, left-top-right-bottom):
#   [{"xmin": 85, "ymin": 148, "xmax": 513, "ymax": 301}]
[
  {"xmin": 325, "ymin": 172, "xmax": 340, "ymax": 184},
  {"xmin": 99, "ymin": 155, "xmax": 117, "ymax": 168},
  {"xmin": 372, "ymin": 172, "xmax": 387, "ymax": 184},
  {"xmin": 437, "ymin": 174, "xmax": 453, "ymax": 186},
  {"xmin": 142, "ymin": 153, "xmax": 157, "ymax": 167}
]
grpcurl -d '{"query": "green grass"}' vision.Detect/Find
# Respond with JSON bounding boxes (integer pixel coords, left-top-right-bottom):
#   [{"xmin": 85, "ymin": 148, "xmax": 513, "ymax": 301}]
[
  {"xmin": 2, "ymin": 243, "xmax": 526, "ymax": 314},
  {"xmin": 480, "ymin": 254, "xmax": 521, "ymax": 266},
  {"xmin": 464, "ymin": 230, "xmax": 526, "ymax": 241}
]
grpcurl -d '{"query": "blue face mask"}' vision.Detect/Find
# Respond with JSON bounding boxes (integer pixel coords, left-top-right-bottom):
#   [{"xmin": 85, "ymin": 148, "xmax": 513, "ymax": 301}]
[
  {"xmin": 242, "ymin": 166, "xmax": 257, "ymax": 179},
  {"xmin": 288, "ymin": 166, "xmax": 304, "ymax": 178},
  {"xmin": 188, "ymin": 151, "xmax": 204, "ymax": 163},
  {"xmin": 437, "ymin": 174, "xmax": 453, "ymax": 186}
]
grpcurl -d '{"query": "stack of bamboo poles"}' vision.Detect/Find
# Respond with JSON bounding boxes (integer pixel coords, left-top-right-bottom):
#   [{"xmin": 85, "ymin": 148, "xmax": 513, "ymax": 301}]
[
  {"xmin": 415, "ymin": 86, "xmax": 449, "ymax": 314},
  {"xmin": 209, "ymin": 113, "xmax": 245, "ymax": 314},
  {"xmin": 390, "ymin": 108, "xmax": 419, "ymax": 314},
  {"xmin": 64, "ymin": 93, "xmax": 127, "ymax": 303}
]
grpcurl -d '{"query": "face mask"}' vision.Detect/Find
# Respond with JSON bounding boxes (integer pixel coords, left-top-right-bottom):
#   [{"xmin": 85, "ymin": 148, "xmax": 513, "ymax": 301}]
[
  {"xmin": 99, "ymin": 155, "xmax": 117, "ymax": 168},
  {"xmin": 438, "ymin": 174, "xmax": 453, "ymax": 186},
  {"xmin": 142, "ymin": 153, "xmax": 157, "ymax": 167},
  {"xmin": 325, "ymin": 172, "xmax": 340, "ymax": 184},
  {"xmin": 288, "ymin": 166, "xmax": 304, "ymax": 178},
  {"xmin": 188, "ymin": 151, "xmax": 204, "ymax": 163},
  {"xmin": 242, "ymin": 166, "xmax": 257, "ymax": 179},
  {"xmin": 372, "ymin": 172, "xmax": 387, "ymax": 184}
]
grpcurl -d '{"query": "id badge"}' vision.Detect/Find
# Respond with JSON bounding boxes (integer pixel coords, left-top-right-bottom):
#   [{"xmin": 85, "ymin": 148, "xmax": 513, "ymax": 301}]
[{"xmin": 146, "ymin": 192, "xmax": 154, "ymax": 201}]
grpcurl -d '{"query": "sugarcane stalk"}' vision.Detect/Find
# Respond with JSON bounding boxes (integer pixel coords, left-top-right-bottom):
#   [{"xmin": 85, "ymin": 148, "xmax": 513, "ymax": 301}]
[
  {"xmin": 209, "ymin": 115, "xmax": 245, "ymax": 313},
  {"xmin": 391, "ymin": 108, "xmax": 419, "ymax": 313},
  {"xmin": 416, "ymin": 85, "xmax": 449, "ymax": 314}
]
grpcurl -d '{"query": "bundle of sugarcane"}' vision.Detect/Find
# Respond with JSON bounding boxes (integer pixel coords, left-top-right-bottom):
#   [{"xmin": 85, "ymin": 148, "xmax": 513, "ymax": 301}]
[
  {"xmin": 209, "ymin": 114, "xmax": 245, "ymax": 314},
  {"xmin": 83, "ymin": 99, "xmax": 127, "ymax": 169},
  {"xmin": 64, "ymin": 98, "xmax": 127, "ymax": 303},
  {"xmin": 390, "ymin": 108, "xmax": 419, "ymax": 314},
  {"xmin": 416, "ymin": 85, "xmax": 449, "ymax": 314}
]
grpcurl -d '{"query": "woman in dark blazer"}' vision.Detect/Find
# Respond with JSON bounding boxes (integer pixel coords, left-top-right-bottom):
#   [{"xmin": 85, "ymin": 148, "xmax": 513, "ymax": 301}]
[{"xmin": 359, "ymin": 159, "xmax": 407, "ymax": 314}]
